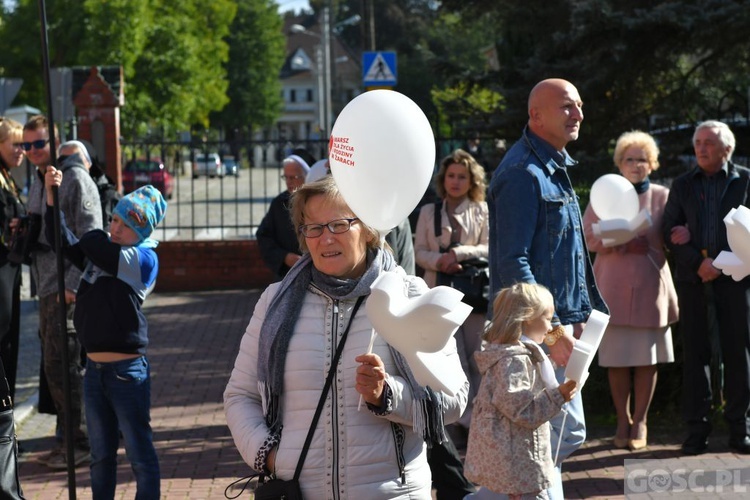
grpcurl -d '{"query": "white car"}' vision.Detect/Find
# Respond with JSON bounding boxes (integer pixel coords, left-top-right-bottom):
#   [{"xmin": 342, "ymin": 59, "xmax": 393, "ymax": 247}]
[{"xmin": 193, "ymin": 153, "xmax": 223, "ymax": 178}]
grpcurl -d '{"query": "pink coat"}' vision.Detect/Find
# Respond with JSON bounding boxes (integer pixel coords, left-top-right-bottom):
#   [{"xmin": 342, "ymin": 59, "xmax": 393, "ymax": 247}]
[{"xmin": 583, "ymin": 184, "xmax": 679, "ymax": 328}]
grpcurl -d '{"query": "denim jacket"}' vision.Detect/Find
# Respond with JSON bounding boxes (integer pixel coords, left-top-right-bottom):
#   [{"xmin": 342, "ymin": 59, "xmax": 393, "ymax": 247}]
[{"xmin": 488, "ymin": 126, "xmax": 608, "ymax": 324}]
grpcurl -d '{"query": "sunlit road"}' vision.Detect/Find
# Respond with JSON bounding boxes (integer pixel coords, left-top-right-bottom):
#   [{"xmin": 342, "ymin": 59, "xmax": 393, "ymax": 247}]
[{"xmin": 152, "ymin": 166, "xmax": 286, "ymax": 241}]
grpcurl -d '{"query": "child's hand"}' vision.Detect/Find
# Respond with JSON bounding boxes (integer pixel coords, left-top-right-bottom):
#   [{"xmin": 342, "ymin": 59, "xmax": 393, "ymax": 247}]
[{"xmin": 558, "ymin": 379, "xmax": 577, "ymax": 402}]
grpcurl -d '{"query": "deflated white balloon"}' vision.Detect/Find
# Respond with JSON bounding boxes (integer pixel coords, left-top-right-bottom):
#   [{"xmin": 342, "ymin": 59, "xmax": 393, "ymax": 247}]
[
  {"xmin": 590, "ymin": 174, "xmax": 639, "ymax": 221},
  {"xmin": 366, "ymin": 271, "xmax": 471, "ymax": 396},
  {"xmin": 329, "ymin": 90, "xmax": 435, "ymax": 233}
]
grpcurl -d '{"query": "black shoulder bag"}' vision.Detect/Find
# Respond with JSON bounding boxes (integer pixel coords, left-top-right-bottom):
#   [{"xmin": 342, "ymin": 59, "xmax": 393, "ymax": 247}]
[
  {"xmin": 0, "ymin": 358, "xmax": 25, "ymax": 500},
  {"xmin": 433, "ymin": 201, "xmax": 490, "ymax": 312},
  {"xmin": 227, "ymin": 296, "xmax": 365, "ymax": 500}
]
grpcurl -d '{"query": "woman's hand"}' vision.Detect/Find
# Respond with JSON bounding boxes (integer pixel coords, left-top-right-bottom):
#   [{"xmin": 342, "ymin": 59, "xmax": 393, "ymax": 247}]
[
  {"xmin": 436, "ymin": 250, "xmax": 462, "ymax": 274},
  {"xmin": 670, "ymin": 225, "xmax": 691, "ymax": 245},
  {"xmin": 622, "ymin": 236, "xmax": 649, "ymax": 254},
  {"xmin": 44, "ymin": 166, "xmax": 63, "ymax": 206},
  {"xmin": 558, "ymin": 379, "xmax": 577, "ymax": 402},
  {"xmin": 355, "ymin": 353, "xmax": 387, "ymax": 406}
]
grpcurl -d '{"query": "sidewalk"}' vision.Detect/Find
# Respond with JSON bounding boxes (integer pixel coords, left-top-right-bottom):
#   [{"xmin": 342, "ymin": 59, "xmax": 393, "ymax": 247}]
[{"xmin": 13, "ymin": 280, "xmax": 748, "ymax": 498}]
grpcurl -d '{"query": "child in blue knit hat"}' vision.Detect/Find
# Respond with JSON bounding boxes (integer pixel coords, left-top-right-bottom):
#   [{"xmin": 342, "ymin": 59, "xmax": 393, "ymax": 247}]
[{"xmin": 44, "ymin": 167, "xmax": 166, "ymax": 499}]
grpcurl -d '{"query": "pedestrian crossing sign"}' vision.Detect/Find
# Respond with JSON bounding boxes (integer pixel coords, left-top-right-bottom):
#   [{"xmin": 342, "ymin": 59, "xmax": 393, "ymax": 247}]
[{"xmin": 362, "ymin": 51, "xmax": 397, "ymax": 87}]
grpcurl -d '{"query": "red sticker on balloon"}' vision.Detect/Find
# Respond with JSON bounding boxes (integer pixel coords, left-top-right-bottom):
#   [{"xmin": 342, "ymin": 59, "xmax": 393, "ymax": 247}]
[{"xmin": 329, "ymin": 136, "xmax": 355, "ymax": 167}]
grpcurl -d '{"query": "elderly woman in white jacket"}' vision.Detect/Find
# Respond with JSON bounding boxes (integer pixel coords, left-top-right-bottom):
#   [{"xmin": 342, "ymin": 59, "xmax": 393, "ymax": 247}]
[
  {"xmin": 224, "ymin": 175, "xmax": 468, "ymax": 499},
  {"xmin": 415, "ymin": 149, "xmax": 489, "ymax": 433}
]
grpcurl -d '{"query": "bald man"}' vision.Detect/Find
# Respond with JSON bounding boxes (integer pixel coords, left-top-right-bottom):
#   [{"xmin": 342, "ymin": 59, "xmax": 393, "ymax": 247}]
[{"xmin": 482, "ymin": 79, "xmax": 608, "ymax": 499}]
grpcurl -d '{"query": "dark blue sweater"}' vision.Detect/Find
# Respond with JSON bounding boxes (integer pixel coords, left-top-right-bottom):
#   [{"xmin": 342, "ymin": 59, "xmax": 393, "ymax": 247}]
[{"xmin": 45, "ymin": 207, "xmax": 158, "ymax": 354}]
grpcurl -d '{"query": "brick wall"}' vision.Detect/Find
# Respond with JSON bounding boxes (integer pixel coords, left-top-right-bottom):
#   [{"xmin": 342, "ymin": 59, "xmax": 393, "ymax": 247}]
[{"xmin": 154, "ymin": 240, "xmax": 274, "ymax": 292}]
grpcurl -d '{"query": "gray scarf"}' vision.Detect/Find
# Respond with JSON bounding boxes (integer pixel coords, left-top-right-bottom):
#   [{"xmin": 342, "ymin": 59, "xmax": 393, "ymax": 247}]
[{"xmin": 257, "ymin": 248, "xmax": 446, "ymax": 444}]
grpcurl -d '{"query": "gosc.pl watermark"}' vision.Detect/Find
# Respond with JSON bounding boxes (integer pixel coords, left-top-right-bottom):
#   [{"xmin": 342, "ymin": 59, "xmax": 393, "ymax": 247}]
[{"xmin": 625, "ymin": 459, "xmax": 750, "ymax": 497}]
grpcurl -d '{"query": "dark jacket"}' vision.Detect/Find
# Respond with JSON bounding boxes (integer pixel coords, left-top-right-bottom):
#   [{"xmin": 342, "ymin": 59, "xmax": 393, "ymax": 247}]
[
  {"xmin": 662, "ymin": 161, "xmax": 750, "ymax": 284},
  {"xmin": 45, "ymin": 208, "xmax": 157, "ymax": 354},
  {"xmin": 256, "ymin": 190, "xmax": 300, "ymax": 278}
]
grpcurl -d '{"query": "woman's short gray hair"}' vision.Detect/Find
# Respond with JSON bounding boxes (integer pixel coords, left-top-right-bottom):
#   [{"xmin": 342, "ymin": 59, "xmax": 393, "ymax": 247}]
[{"xmin": 289, "ymin": 175, "xmax": 380, "ymax": 253}]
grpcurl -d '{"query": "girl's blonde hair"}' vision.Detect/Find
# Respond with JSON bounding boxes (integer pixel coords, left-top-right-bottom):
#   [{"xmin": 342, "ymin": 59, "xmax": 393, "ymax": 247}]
[{"xmin": 484, "ymin": 283, "xmax": 554, "ymax": 344}]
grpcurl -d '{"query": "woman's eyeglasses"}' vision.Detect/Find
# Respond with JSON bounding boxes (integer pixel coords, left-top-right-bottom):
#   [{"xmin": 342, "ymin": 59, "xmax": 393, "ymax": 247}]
[
  {"xmin": 21, "ymin": 139, "xmax": 50, "ymax": 151},
  {"xmin": 298, "ymin": 218, "xmax": 359, "ymax": 238}
]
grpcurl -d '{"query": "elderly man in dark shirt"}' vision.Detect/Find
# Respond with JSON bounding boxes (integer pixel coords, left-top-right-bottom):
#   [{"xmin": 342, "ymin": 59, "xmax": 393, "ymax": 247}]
[{"xmin": 663, "ymin": 120, "xmax": 750, "ymax": 455}]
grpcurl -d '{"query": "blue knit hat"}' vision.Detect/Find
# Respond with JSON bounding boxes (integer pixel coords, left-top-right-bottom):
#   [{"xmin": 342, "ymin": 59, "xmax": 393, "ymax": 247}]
[{"xmin": 113, "ymin": 185, "xmax": 167, "ymax": 242}]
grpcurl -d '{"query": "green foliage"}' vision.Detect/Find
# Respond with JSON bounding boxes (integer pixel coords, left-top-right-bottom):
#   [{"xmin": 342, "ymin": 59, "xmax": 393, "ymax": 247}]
[
  {"xmin": 0, "ymin": 0, "xmax": 239, "ymax": 136},
  {"xmin": 438, "ymin": 0, "xmax": 750, "ymax": 179},
  {"xmin": 217, "ymin": 0, "xmax": 286, "ymax": 133}
]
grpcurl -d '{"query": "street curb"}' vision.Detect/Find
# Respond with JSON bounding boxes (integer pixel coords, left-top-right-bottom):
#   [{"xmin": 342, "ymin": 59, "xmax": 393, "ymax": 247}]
[{"xmin": 14, "ymin": 392, "xmax": 38, "ymax": 427}]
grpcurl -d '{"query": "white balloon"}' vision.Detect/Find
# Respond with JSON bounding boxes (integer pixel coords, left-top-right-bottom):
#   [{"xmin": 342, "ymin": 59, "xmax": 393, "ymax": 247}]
[
  {"xmin": 589, "ymin": 174, "xmax": 639, "ymax": 221},
  {"xmin": 329, "ymin": 90, "xmax": 435, "ymax": 233}
]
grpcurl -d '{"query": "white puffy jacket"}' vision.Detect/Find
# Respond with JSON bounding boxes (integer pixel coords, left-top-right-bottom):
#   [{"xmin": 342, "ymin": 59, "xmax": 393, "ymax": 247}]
[{"xmin": 224, "ymin": 274, "xmax": 469, "ymax": 499}]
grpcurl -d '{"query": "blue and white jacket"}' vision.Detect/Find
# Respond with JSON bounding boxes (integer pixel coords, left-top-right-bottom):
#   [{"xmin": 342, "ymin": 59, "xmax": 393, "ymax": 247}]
[{"xmin": 45, "ymin": 207, "xmax": 158, "ymax": 354}]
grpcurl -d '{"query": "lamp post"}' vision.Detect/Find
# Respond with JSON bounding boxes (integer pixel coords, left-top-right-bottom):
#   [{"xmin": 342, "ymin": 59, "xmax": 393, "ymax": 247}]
[{"xmin": 290, "ymin": 5, "xmax": 332, "ymax": 138}]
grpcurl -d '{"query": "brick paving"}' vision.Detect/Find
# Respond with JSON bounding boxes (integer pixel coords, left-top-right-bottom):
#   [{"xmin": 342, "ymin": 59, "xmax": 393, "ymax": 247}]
[{"xmin": 12, "ymin": 273, "xmax": 749, "ymax": 499}]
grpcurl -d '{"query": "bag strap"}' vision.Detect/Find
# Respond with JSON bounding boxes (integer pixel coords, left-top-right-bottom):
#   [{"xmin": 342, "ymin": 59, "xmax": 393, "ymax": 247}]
[
  {"xmin": 292, "ymin": 295, "xmax": 366, "ymax": 480},
  {"xmin": 433, "ymin": 200, "xmax": 442, "ymax": 239}
]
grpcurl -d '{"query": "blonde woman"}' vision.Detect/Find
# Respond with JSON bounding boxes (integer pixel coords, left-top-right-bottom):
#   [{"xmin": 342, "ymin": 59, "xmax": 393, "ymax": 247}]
[
  {"xmin": 415, "ymin": 148, "xmax": 489, "ymax": 433},
  {"xmin": 583, "ymin": 130, "xmax": 678, "ymax": 451},
  {"xmin": 0, "ymin": 116, "xmax": 27, "ymax": 400}
]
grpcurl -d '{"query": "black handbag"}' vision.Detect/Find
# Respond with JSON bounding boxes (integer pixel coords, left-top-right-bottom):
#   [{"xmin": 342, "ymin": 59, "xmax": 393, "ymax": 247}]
[
  {"xmin": 0, "ymin": 359, "xmax": 25, "ymax": 500},
  {"xmin": 433, "ymin": 201, "xmax": 490, "ymax": 312},
  {"xmin": 226, "ymin": 297, "xmax": 365, "ymax": 500}
]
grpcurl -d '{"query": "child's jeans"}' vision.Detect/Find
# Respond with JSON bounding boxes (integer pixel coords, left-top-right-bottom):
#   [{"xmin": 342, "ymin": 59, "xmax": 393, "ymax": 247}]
[{"xmin": 84, "ymin": 356, "xmax": 160, "ymax": 499}]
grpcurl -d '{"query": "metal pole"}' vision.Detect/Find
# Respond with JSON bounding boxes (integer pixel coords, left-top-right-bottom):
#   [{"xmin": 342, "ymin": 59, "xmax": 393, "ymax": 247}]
[
  {"xmin": 322, "ymin": 6, "xmax": 332, "ymax": 137},
  {"xmin": 36, "ymin": 0, "xmax": 77, "ymax": 497}
]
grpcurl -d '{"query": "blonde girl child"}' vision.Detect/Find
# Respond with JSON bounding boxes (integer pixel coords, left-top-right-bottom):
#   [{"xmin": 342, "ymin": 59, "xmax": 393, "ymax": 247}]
[{"xmin": 464, "ymin": 283, "xmax": 577, "ymax": 500}]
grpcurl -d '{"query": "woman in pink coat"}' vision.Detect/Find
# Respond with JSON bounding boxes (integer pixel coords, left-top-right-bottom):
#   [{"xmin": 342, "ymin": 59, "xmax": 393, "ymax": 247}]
[{"xmin": 583, "ymin": 131, "xmax": 679, "ymax": 451}]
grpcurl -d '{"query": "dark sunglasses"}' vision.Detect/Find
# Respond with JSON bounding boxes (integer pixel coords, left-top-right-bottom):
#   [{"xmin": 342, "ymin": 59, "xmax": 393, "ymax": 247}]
[{"xmin": 21, "ymin": 139, "xmax": 49, "ymax": 151}]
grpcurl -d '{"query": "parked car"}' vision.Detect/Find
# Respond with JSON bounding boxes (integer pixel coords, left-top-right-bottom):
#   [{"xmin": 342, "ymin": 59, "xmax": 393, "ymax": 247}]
[
  {"xmin": 193, "ymin": 153, "xmax": 223, "ymax": 178},
  {"xmin": 122, "ymin": 158, "xmax": 174, "ymax": 199},
  {"xmin": 222, "ymin": 155, "xmax": 239, "ymax": 176}
]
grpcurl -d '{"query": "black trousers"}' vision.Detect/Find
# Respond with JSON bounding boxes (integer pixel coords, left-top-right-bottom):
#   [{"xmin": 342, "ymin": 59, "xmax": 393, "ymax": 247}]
[
  {"xmin": 0, "ymin": 263, "xmax": 21, "ymax": 401},
  {"xmin": 427, "ymin": 437, "xmax": 475, "ymax": 500},
  {"xmin": 678, "ymin": 280, "xmax": 750, "ymax": 438}
]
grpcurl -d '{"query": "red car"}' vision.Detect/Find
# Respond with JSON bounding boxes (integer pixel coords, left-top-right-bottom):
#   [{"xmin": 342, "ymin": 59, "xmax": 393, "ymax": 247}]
[{"xmin": 122, "ymin": 158, "xmax": 174, "ymax": 199}]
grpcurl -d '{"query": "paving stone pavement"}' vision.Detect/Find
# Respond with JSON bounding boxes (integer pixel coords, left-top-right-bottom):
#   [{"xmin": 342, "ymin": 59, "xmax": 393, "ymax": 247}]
[{"xmin": 11, "ymin": 269, "xmax": 750, "ymax": 499}]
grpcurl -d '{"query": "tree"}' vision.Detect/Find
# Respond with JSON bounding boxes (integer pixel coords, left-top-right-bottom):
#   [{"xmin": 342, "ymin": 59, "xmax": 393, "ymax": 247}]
[
  {"xmin": 438, "ymin": 0, "xmax": 750, "ymax": 180},
  {"xmin": 216, "ymin": 0, "xmax": 286, "ymax": 135},
  {"xmin": 0, "ymin": 0, "xmax": 236, "ymax": 137}
]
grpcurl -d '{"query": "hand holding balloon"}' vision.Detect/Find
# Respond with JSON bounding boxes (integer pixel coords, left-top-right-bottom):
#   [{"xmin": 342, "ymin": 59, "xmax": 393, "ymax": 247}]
[
  {"xmin": 621, "ymin": 236, "xmax": 649, "ymax": 255},
  {"xmin": 355, "ymin": 353, "xmax": 387, "ymax": 406}
]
